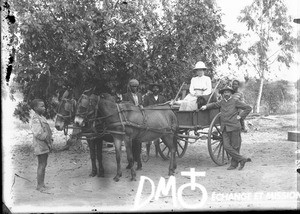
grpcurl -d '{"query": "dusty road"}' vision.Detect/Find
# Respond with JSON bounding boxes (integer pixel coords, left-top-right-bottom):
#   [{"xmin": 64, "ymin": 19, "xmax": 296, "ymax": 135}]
[{"xmin": 3, "ymin": 108, "xmax": 299, "ymax": 212}]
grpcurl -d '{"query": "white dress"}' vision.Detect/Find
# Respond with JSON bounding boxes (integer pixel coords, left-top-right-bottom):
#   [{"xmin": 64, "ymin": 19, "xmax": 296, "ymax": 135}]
[{"xmin": 178, "ymin": 75, "xmax": 212, "ymax": 111}]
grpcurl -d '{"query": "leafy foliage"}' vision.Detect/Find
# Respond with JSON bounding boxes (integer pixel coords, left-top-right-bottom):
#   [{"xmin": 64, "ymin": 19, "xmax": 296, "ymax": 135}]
[
  {"xmin": 11, "ymin": 0, "xmax": 232, "ymax": 122},
  {"xmin": 13, "ymin": 101, "xmax": 31, "ymax": 123}
]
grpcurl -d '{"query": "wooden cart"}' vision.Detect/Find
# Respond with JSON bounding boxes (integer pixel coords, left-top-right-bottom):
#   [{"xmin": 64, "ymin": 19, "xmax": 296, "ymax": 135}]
[
  {"xmin": 156, "ymin": 107, "xmax": 229, "ymax": 166},
  {"xmin": 153, "ymin": 82, "xmax": 229, "ymax": 166}
]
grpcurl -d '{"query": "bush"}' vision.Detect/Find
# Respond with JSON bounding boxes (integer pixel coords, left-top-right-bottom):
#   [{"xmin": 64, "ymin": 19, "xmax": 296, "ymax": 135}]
[
  {"xmin": 243, "ymin": 78, "xmax": 296, "ymax": 114},
  {"xmin": 276, "ymin": 101, "xmax": 297, "ymax": 115},
  {"xmin": 13, "ymin": 102, "xmax": 31, "ymax": 123}
]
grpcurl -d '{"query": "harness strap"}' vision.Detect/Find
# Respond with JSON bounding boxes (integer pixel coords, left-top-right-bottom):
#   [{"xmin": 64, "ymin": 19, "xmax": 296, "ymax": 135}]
[
  {"xmin": 106, "ymin": 120, "xmax": 174, "ymax": 134},
  {"xmin": 106, "ymin": 130, "xmax": 126, "ymax": 135},
  {"xmin": 116, "ymin": 103, "xmax": 126, "ymax": 136},
  {"xmin": 91, "ymin": 96, "xmax": 100, "ymax": 133},
  {"xmin": 139, "ymin": 106, "xmax": 147, "ymax": 126}
]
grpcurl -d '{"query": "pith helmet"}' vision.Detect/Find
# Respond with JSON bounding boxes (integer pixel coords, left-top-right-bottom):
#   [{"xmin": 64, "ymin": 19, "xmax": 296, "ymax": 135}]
[
  {"xmin": 193, "ymin": 61, "xmax": 207, "ymax": 70},
  {"xmin": 128, "ymin": 79, "xmax": 139, "ymax": 87}
]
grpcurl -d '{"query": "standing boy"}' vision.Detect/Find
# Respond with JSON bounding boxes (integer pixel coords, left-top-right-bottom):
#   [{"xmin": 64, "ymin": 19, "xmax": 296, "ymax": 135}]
[
  {"xmin": 200, "ymin": 86, "xmax": 252, "ymax": 170},
  {"xmin": 30, "ymin": 99, "xmax": 53, "ymax": 191}
]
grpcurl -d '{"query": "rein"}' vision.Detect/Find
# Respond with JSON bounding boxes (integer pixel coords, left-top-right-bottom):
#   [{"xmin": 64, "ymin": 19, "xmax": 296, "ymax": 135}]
[{"xmin": 77, "ymin": 94, "xmax": 176, "ymax": 137}]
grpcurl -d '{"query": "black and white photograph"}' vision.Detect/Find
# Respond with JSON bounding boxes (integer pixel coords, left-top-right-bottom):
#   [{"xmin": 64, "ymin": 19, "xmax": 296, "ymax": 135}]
[{"xmin": 2, "ymin": 0, "xmax": 300, "ymax": 212}]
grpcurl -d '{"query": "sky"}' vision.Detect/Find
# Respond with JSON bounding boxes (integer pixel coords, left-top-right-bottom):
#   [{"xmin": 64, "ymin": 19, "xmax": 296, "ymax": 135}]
[
  {"xmin": 217, "ymin": 0, "xmax": 299, "ymax": 33},
  {"xmin": 216, "ymin": 0, "xmax": 300, "ymax": 82}
]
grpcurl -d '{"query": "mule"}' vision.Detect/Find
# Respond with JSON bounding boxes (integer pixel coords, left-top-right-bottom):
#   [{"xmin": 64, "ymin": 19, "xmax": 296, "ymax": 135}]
[
  {"xmin": 54, "ymin": 90, "xmax": 77, "ymax": 132},
  {"xmin": 73, "ymin": 90, "xmax": 143, "ymax": 170},
  {"xmin": 54, "ymin": 90, "xmax": 109, "ymax": 177},
  {"xmin": 75, "ymin": 92, "xmax": 179, "ymax": 182}
]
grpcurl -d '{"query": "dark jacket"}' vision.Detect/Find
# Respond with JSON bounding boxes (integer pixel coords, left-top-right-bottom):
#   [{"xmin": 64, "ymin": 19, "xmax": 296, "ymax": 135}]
[
  {"xmin": 206, "ymin": 97, "xmax": 252, "ymax": 132},
  {"xmin": 143, "ymin": 94, "xmax": 167, "ymax": 107},
  {"xmin": 122, "ymin": 92, "xmax": 143, "ymax": 106}
]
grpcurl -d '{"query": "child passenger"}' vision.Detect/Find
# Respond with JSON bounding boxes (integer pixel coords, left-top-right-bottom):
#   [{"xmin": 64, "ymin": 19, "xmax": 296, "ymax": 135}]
[{"xmin": 30, "ymin": 99, "xmax": 53, "ymax": 191}]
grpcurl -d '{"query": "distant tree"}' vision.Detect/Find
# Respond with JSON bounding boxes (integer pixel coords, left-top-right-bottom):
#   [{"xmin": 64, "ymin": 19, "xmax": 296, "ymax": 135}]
[
  {"xmin": 243, "ymin": 78, "xmax": 259, "ymax": 107},
  {"xmin": 236, "ymin": 0, "xmax": 295, "ymax": 113},
  {"xmin": 243, "ymin": 78, "xmax": 296, "ymax": 114}
]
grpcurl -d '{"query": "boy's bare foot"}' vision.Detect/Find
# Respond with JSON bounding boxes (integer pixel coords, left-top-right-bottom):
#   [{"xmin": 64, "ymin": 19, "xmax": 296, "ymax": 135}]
[{"xmin": 36, "ymin": 185, "xmax": 52, "ymax": 191}]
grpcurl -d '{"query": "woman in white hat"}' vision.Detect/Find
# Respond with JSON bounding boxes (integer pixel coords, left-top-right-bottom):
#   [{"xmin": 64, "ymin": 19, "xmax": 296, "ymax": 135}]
[{"xmin": 172, "ymin": 61, "xmax": 212, "ymax": 110}]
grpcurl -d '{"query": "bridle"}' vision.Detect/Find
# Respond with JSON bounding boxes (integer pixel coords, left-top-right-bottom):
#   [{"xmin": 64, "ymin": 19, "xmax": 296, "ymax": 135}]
[
  {"xmin": 76, "ymin": 93, "xmax": 115, "ymax": 132},
  {"xmin": 56, "ymin": 98, "xmax": 77, "ymax": 134},
  {"xmin": 56, "ymin": 98, "xmax": 77, "ymax": 120},
  {"xmin": 76, "ymin": 94, "xmax": 98, "ymax": 118}
]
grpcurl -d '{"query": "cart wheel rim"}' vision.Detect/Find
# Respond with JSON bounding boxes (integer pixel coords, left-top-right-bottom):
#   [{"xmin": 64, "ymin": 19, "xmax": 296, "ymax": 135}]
[
  {"xmin": 208, "ymin": 112, "xmax": 229, "ymax": 166},
  {"xmin": 176, "ymin": 131, "xmax": 188, "ymax": 158},
  {"xmin": 157, "ymin": 139, "xmax": 170, "ymax": 160},
  {"xmin": 157, "ymin": 132, "xmax": 188, "ymax": 160}
]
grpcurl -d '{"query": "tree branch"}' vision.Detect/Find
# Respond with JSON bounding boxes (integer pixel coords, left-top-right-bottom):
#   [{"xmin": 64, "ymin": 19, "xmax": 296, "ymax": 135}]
[{"xmin": 245, "ymin": 56, "xmax": 261, "ymax": 75}]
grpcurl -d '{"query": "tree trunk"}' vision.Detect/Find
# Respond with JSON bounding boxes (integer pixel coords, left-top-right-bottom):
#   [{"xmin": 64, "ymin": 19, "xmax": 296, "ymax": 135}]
[{"xmin": 255, "ymin": 76, "xmax": 264, "ymax": 113}]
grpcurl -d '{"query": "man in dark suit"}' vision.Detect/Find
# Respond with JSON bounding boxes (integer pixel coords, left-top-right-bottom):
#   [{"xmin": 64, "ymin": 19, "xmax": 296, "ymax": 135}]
[
  {"xmin": 200, "ymin": 86, "xmax": 252, "ymax": 170},
  {"xmin": 143, "ymin": 82, "xmax": 167, "ymax": 106},
  {"xmin": 122, "ymin": 79, "xmax": 143, "ymax": 170},
  {"xmin": 143, "ymin": 82, "xmax": 167, "ymax": 157}
]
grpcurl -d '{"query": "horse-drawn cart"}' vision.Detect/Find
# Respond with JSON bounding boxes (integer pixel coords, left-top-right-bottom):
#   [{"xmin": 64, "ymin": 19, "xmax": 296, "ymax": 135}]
[
  {"xmin": 149, "ymin": 81, "xmax": 228, "ymax": 166},
  {"xmin": 57, "ymin": 86, "xmax": 229, "ymax": 181},
  {"xmin": 155, "ymin": 107, "xmax": 229, "ymax": 166}
]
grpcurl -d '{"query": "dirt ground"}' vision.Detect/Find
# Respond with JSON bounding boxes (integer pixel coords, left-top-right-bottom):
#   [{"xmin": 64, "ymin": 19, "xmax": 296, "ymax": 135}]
[{"xmin": 2, "ymin": 98, "xmax": 300, "ymax": 212}]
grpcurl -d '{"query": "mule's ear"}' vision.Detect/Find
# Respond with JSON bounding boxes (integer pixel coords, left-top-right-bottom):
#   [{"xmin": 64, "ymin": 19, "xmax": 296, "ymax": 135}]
[
  {"xmin": 90, "ymin": 86, "xmax": 96, "ymax": 95},
  {"xmin": 83, "ymin": 88, "xmax": 93, "ymax": 95},
  {"xmin": 61, "ymin": 90, "xmax": 69, "ymax": 100},
  {"xmin": 51, "ymin": 96, "xmax": 60, "ymax": 108},
  {"xmin": 68, "ymin": 89, "xmax": 74, "ymax": 98}
]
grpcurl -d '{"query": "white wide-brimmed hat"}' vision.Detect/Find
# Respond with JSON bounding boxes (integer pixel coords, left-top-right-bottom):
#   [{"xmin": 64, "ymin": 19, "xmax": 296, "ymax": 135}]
[{"xmin": 193, "ymin": 61, "xmax": 207, "ymax": 70}]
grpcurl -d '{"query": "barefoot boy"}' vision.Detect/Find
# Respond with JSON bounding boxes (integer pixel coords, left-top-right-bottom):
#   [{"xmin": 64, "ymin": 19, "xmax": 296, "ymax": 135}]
[{"xmin": 30, "ymin": 99, "xmax": 53, "ymax": 191}]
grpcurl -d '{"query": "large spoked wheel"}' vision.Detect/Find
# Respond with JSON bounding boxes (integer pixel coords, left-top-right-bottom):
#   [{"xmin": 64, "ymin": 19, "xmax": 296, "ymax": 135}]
[
  {"xmin": 157, "ymin": 131, "xmax": 189, "ymax": 160},
  {"xmin": 208, "ymin": 112, "xmax": 230, "ymax": 166}
]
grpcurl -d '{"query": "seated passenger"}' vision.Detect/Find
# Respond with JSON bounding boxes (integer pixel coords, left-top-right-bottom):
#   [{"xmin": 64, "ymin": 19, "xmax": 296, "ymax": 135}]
[{"xmin": 171, "ymin": 61, "xmax": 212, "ymax": 111}]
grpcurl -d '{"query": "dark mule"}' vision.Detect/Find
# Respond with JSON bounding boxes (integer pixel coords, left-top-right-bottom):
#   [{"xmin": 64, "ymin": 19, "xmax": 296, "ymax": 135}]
[
  {"xmin": 55, "ymin": 90, "xmax": 77, "ymax": 132},
  {"xmin": 73, "ymin": 90, "xmax": 143, "ymax": 172},
  {"xmin": 75, "ymin": 93, "xmax": 179, "ymax": 182},
  {"xmin": 54, "ymin": 90, "xmax": 109, "ymax": 177}
]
